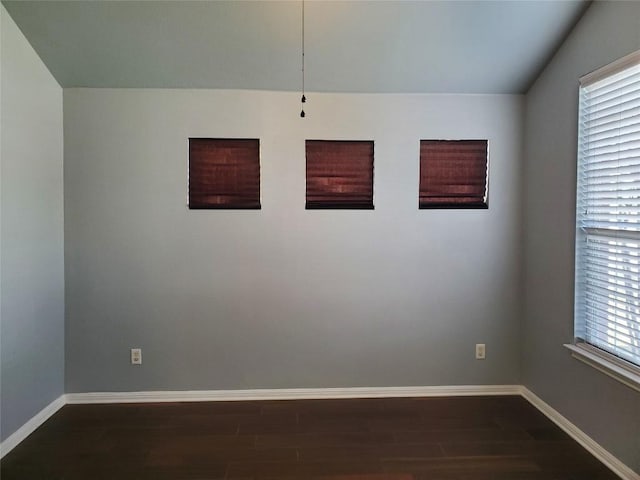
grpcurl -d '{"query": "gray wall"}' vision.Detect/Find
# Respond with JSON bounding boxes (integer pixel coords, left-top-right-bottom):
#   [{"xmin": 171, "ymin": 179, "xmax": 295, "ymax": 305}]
[
  {"xmin": 64, "ymin": 89, "xmax": 524, "ymax": 393},
  {"xmin": 0, "ymin": 6, "xmax": 64, "ymax": 441},
  {"xmin": 522, "ymin": 1, "xmax": 640, "ymax": 472}
]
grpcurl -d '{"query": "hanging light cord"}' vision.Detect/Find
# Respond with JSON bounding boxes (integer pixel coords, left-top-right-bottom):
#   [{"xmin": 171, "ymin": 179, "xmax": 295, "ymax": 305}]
[{"xmin": 300, "ymin": 0, "xmax": 306, "ymax": 117}]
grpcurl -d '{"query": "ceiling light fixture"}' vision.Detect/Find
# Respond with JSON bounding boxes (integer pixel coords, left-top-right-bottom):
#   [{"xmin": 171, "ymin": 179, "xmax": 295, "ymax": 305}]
[{"xmin": 300, "ymin": 0, "xmax": 306, "ymax": 118}]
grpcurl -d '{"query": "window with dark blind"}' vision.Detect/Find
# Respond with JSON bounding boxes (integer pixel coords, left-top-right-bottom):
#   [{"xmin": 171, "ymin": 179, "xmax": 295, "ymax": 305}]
[
  {"xmin": 306, "ymin": 140, "xmax": 374, "ymax": 209},
  {"xmin": 419, "ymin": 140, "xmax": 488, "ymax": 209},
  {"xmin": 189, "ymin": 138, "xmax": 261, "ymax": 209}
]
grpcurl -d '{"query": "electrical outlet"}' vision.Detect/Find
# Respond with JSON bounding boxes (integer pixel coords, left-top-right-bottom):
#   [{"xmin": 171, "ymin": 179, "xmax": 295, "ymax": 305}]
[
  {"xmin": 475, "ymin": 343, "xmax": 486, "ymax": 360},
  {"xmin": 131, "ymin": 348, "xmax": 142, "ymax": 365}
]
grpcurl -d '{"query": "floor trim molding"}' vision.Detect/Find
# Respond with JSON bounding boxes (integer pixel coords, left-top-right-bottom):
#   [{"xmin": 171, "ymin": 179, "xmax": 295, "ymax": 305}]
[
  {"xmin": 65, "ymin": 384, "xmax": 521, "ymax": 404},
  {"xmin": 520, "ymin": 386, "xmax": 639, "ymax": 480},
  {"xmin": 0, "ymin": 395, "xmax": 66, "ymax": 459}
]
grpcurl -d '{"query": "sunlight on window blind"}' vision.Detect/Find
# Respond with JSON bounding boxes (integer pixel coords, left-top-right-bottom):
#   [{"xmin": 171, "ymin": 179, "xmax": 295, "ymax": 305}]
[{"xmin": 576, "ymin": 58, "xmax": 640, "ymax": 367}]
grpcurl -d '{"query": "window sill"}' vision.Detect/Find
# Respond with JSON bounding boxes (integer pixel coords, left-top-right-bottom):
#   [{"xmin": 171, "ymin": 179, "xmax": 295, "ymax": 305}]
[{"xmin": 564, "ymin": 344, "xmax": 640, "ymax": 393}]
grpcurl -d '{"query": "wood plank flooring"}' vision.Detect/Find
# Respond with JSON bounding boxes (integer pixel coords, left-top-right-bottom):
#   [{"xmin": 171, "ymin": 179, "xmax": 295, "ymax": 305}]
[{"xmin": 0, "ymin": 395, "xmax": 618, "ymax": 479}]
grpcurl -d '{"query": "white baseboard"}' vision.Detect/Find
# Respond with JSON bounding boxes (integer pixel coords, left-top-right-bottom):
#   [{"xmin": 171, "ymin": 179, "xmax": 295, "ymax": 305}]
[
  {"xmin": 0, "ymin": 395, "xmax": 66, "ymax": 459},
  {"xmin": 520, "ymin": 387, "xmax": 639, "ymax": 480},
  {"xmin": 65, "ymin": 384, "xmax": 521, "ymax": 404}
]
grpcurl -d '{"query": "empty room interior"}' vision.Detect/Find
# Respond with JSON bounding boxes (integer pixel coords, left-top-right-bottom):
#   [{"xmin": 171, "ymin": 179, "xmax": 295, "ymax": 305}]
[{"xmin": 1, "ymin": 0, "xmax": 640, "ymax": 478}]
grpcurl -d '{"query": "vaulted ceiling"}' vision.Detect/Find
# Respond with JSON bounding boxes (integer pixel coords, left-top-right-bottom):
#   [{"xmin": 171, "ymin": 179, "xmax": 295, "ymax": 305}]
[{"xmin": 3, "ymin": 0, "xmax": 589, "ymax": 93}]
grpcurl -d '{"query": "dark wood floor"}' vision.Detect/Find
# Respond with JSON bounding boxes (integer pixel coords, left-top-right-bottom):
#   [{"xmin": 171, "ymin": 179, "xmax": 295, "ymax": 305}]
[{"xmin": 1, "ymin": 395, "xmax": 618, "ymax": 480}]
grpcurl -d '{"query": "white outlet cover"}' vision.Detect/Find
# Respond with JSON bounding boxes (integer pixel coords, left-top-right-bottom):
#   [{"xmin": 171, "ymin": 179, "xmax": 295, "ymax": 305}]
[{"xmin": 131, "ymin": 348, "xmax": 142, "ymax": 365}]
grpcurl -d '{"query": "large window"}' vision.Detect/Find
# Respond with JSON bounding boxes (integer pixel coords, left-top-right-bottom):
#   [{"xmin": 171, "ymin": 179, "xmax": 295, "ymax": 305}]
[{"xmin": 575, "ymin": 51, "xmax": 640, "ymax": 372}]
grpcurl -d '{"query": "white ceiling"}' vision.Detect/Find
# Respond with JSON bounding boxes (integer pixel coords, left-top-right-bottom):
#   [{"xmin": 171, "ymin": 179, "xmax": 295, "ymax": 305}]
[{"xmin": 2, "ymin": 0, "xmax": 589, "ymax": 94}]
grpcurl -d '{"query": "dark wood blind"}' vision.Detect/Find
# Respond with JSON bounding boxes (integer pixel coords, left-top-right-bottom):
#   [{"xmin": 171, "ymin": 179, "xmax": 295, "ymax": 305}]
[
  {"xmin": 306, "ymin": 140, "xmax": 374, "ymax": 209},
  {"xmin": 189, "ymin": 138, "xmax": 261, "ymax": 209},
  {"xmin": 419, "ymin": 140, "xmax": 488, "ymax": 209}
]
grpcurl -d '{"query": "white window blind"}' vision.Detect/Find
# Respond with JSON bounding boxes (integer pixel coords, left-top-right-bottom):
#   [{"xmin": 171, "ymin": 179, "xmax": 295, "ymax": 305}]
[{"xmin": 575, "ymin": 51, "xmax": 640, "ymax": 368}]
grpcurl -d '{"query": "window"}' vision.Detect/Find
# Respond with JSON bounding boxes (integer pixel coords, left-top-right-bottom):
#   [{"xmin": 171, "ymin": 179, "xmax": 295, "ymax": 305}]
[
  {"xmin": 574, "ymin": 51, "xmax": 640, "ymax": 372},
  {"xmin": 306, "ymin": 140, "xmax": 374, "ymax": 209},
  {"xmin": 419, "ymin": 140, "xmax": 488, "ymax": 209},
  {"xmin": 189, "ymin": 138, "xmax": 260, "ymax": 209}
]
